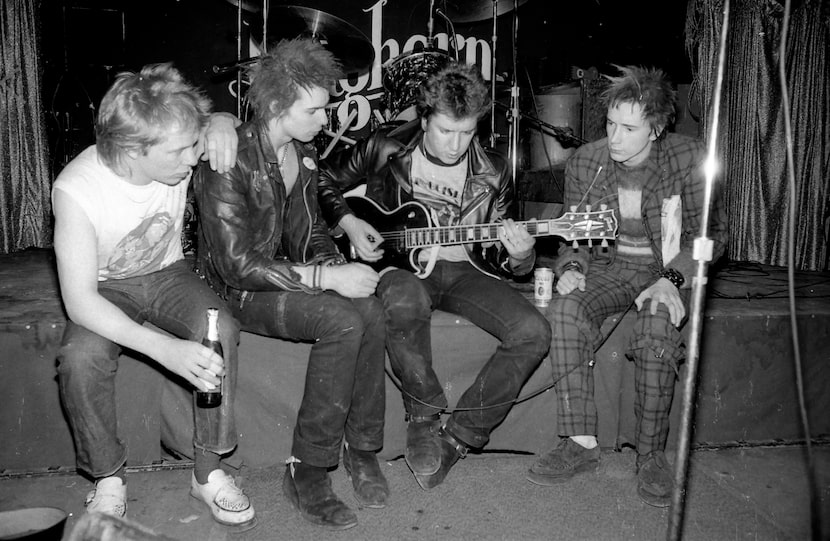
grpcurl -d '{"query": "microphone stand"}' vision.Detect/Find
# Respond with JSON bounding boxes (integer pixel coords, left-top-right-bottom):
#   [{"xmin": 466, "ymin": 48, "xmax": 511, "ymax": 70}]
[
  {"xmin": 666, "ymin": 1, "xmax": 729, "ymax": 539},
  {"xmin": 488, "ymin": 0, "xmax": 499, "ymax": 149},
  {"xmin": 236, "ymin": 0, "xmax": 243, "ymax": 118},
  {"xmin": 507, "ymin": 0, "xmax": 520, "ymax": 190},
  {"xmin": 502, "ymin": 0, "xmax": 586, "ymax": 198},
  {"xmin": 427, "ymin": 0, "xmax": 436, "ymax": 46}
]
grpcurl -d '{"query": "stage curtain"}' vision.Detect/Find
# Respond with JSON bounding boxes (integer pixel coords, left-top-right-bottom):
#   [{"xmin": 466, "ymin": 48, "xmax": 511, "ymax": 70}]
[
  {"xmin": 686, "ymin": 0, "xmax": 829, "ymax": 270},
  {"xmin": 0, "ymin": 0, "xmax": 53, "ymax": 254}
]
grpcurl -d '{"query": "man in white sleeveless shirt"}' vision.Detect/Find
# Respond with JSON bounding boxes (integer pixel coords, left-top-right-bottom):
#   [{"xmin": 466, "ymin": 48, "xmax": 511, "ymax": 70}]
[{"xmin": 51, "ymin": 63, "xmax": 255, "ymax": 530}]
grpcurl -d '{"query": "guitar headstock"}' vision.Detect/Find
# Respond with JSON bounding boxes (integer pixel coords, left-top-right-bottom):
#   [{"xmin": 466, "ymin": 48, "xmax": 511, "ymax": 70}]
[{"xmin": 555, "ymin": 205, "xmax": 619, "ymax": 242}]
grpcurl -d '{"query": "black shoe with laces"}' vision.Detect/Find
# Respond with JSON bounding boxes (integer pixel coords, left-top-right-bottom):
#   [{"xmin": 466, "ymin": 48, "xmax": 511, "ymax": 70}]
[{"xmin": 526, "ymin": 437, "xmax": 601, "ymax": 486}]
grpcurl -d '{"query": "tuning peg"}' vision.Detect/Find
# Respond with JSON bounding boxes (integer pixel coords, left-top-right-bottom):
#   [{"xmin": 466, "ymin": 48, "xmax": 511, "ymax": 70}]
[
  {"xmin": 600, "ymin": 204, "xmax": 608, "ymax": 211},
  {"xmin": 601, "ymin": 239, "xmax": 609, "ymax": 248},
  {"xmin": 572, "ymin": 240, "xmax": 579, "ymax": 250},
  {"xmin": 570, "ymin": 205, "xmax": 577, "ymax": 213}
]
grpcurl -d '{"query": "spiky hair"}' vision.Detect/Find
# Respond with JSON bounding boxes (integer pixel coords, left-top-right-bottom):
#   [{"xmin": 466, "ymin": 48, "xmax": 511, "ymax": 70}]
[
  {"xmin": 601, "ymin": 65, "xmax": 677, "ymax": 138},
  {"xmin": 416, "ymin": 61, "xmax": 491, "ymax": 121},
  {"xmin": 245, "ymin": 38, "xmax": 343, "ymax": 122}
]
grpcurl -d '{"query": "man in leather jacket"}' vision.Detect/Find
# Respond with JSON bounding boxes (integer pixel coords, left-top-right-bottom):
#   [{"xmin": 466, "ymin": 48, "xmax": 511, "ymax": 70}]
[
  {"xmin": 194, "ymin": 39, "xmax": 387, "ymax": 531},
  {"xmin": 318, "ymin": 62, "xmax": 551, "ymax": 490}
]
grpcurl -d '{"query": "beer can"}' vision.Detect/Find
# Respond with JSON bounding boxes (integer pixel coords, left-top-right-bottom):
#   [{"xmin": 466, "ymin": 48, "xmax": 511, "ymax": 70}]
[{"xmin": 533, "ymin": 267, "xmax": 553, "ymax": 307}]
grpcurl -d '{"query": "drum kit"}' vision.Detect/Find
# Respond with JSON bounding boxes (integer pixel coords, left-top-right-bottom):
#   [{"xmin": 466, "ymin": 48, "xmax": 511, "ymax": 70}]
[{"xmin": 213, "ymin": 0, "xmax": 583, "ymax": 173}]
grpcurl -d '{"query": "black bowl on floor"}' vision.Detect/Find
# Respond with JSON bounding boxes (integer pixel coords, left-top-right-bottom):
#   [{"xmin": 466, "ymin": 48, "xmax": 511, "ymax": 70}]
[{"xmin": 0, "ymin": 507, "xmax": 67, "ymax": 541}]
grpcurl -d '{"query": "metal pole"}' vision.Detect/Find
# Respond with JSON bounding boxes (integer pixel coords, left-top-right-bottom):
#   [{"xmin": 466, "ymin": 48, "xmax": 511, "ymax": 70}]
[
  {"xmin": 489, "ymin": 0, "xmax": 498, "ymax": 149},
  {"xmin": 509, "ymin": 0, "xmax": 520, "ymax": 190},
  {"xmin": 666, "ymin": 1, "xmax": 730, "ymax": 539},
  {"xmin": 236, "ymin": 0, "xmax": 242, "ymax": 119}
]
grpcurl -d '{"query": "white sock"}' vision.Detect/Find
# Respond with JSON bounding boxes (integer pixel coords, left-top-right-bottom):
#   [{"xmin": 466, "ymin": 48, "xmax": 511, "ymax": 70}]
[{"xmin": 570, "ymin": 435, "xmax": 598, "ymax": 449}]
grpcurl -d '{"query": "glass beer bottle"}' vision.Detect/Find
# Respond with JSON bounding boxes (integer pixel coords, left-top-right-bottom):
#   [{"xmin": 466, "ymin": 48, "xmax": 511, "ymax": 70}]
[{"xmin": 196, "ymin": 308, "xmax": 223, "ymax": 408}]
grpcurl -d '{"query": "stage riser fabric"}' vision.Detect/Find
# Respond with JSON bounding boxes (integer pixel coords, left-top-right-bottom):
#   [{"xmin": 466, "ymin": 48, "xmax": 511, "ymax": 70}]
[{"xmin": 2, "ymin": 306, "xmax": 827, "ymax": 473}]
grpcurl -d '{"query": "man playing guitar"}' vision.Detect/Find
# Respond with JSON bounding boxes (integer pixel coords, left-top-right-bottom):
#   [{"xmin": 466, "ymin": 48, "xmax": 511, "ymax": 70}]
[{"xmin": 318, "ymin": 62, "xmax": 552, "ymax": 490}]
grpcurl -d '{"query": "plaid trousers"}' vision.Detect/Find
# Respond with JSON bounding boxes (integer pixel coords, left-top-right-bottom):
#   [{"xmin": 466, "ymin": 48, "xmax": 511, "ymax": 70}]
[{"xmin": 546, "ymin": 259, "xmax": 688, "ymax": 455}]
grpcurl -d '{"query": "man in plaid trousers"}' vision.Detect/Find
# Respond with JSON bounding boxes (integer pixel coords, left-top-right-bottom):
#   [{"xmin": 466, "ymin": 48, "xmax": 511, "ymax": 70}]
[{"xmin": 527, "ymin": 65, "xmax": 727, "ymax": 507}]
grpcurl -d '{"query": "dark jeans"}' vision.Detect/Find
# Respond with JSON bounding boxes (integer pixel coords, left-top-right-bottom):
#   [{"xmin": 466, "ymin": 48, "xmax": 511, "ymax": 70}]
[
  {"xmin": 56, "ymin": 260, "xmax": 240, "ymax": 478},
  {"xmin": 378, "ymin": 261, "xmax": 551, "ymax": 449},
  {"xmin": 228, "ymin": 289, "xmax": 386, "ymax": 468}
]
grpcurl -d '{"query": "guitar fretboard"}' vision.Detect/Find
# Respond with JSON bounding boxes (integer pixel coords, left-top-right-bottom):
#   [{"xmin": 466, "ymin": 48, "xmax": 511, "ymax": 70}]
[{"xmin": 405, "ymin": 220, "xmax": 579, "ymax": 248}]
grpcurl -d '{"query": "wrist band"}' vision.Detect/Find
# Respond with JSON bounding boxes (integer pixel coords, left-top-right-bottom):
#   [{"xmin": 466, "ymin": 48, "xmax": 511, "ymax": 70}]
[
  {"xmin": 659, "ymin": 267, "xmax": 685, "ymax": 289},
  {"xmin": 312, "ymin": 264, "xmax": 321, "ymax": 289},
  {"xmin": 563, "ymin": 261, "xmax": 582, "ymax": 273}
]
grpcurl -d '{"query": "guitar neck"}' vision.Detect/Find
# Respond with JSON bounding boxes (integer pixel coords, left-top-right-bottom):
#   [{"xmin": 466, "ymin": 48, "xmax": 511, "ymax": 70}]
[{"xmin": 405, "ymin": 219, "xmax": 577, "ymax": 248}]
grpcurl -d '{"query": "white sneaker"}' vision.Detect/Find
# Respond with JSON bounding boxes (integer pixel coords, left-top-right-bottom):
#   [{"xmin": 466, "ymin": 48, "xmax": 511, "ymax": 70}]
[
  {"xmin": 85, "ymin": 476, "xmax": 126, "ymax": 517},
  {"xmin": 190, "ymin": 470, "xmax": 256, "ymax": 530}
]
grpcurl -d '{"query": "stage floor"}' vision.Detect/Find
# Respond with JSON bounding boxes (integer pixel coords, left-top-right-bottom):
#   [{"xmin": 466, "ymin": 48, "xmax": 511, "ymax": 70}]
[{"xmin": 1, "ymin": 445, "xmax": 827, "ymax": 541}]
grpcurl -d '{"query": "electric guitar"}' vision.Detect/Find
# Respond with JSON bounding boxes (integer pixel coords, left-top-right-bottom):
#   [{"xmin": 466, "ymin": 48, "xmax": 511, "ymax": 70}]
[{"xmin": 337, "ymin": 195, "xmax": 618, "ymax": 277}]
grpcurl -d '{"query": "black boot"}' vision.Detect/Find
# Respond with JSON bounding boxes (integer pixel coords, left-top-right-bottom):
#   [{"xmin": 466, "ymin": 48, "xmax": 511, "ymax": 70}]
[
  {"xmin": 414, "ymin": 427, "xmax": 467, "ymax": 490},
  {"xmin": 282, "ymin": 461, "xmax": 357, "ymax": 530},
  {"xmin": 343, "ymin": 443, "xmax": 389, "ymax": 509},
  {"xmin": 404, "ymin": 413, "xmax": 442, "ymax": 476}
]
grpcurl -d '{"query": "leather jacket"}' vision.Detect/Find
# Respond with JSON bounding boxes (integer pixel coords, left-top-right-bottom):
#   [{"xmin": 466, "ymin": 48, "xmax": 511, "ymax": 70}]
[
  {"xmin": 318, "ymin": 119, "xmax": 533, "ymax": 279},
  {"xmin": 194, "ymin": 121, "xmax": 343, "ymax": 298}
]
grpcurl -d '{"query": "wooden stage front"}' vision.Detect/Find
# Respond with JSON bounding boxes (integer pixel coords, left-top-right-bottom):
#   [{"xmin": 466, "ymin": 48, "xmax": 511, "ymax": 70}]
[{"xmin": 1, "ymin": 248, "xmax": 829, "ymax": 475}]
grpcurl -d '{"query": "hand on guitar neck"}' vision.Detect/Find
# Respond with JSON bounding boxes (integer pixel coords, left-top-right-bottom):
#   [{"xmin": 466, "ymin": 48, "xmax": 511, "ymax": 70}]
[{"xmin": 498, "ymin": 218, "xmax": 535, "ymax": 263}]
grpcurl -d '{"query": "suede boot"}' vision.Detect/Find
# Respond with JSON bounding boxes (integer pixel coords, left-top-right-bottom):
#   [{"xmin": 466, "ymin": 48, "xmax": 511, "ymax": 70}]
[
  {"xmin": 282, "ymin": 461, "xmax": 357, "ymax": 530},
  {"xmin": 636, "ymin": 451, "xmax": 674, "ymax": 508},
  {"xmin": 342, "ymin": 443, "xmax": 389, "ymax": 509}
]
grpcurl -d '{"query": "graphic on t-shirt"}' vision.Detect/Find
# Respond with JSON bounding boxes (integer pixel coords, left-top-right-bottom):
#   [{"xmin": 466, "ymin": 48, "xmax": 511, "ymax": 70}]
[
  {"xmin": 410, "ymin": 150, "xmax": 466, "ymax": 227},
  {"xmin": 106, "ymin": 212, "xmax": 177, "ymax": 278},
  {"xmin": 411, "ymin": 176, "xmax": 461, "ymax": 226}
]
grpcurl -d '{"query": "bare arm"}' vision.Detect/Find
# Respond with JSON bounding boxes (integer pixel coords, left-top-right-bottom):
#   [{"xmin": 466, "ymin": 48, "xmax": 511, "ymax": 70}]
[{"xmin": 53, "ymin": 190, "xmax": 223, "ymax": 391}]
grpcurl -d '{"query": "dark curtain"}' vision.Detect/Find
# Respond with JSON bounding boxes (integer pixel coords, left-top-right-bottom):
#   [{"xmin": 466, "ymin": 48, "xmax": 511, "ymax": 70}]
[
  {"xmin": 686, "ymin": 0, "xmax": 829, "ymax": 270},
  {"xmin": 1, "ymin": 0, "xmax": 52, "ymax": 254}
]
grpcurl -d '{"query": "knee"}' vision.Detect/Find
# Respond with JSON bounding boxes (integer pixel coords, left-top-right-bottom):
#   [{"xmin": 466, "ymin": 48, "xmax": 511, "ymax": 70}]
[
  {"xmin": 320, "ymin": 299, "xmax": 367, "ymax": 339},
  {"xmin": 510, "ymin": 310, "xmax": 551, "ymax": 356},
  {"xmin": 632, "ymin": 301, "xmax": 684, "ymax": 347},
  {"xmin": 547, "ymin": 295, "xmax": 587, "ymax": 324},
  {"xmin": 379, "ymin": 275, "xmax": 429, "ymax": 321},
  {"xmin": 56, "ymin": 336, "xmax": 117, "ymax": 380}
]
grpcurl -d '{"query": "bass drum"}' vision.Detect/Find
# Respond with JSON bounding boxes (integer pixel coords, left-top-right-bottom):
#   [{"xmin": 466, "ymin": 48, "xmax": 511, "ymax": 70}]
[{"xmin": 383, "ymin": 49, "xmax": 453, "ymax": 121}]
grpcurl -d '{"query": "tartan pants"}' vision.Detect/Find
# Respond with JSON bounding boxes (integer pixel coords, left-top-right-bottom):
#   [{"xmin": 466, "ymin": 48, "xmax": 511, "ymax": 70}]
[{"xmin": 545, "ymin": 259, "xmax": 688, "ymax": 455}]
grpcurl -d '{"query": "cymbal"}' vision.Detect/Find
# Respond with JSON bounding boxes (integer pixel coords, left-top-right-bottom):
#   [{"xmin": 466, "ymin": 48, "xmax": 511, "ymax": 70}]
[
  {"xmin": 442, "ymin": 0, "xmax": 530, "ymax": 23},
  {"xmin": 250, "ymin": 6, "xmax": 375, "ymax": 76}
]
